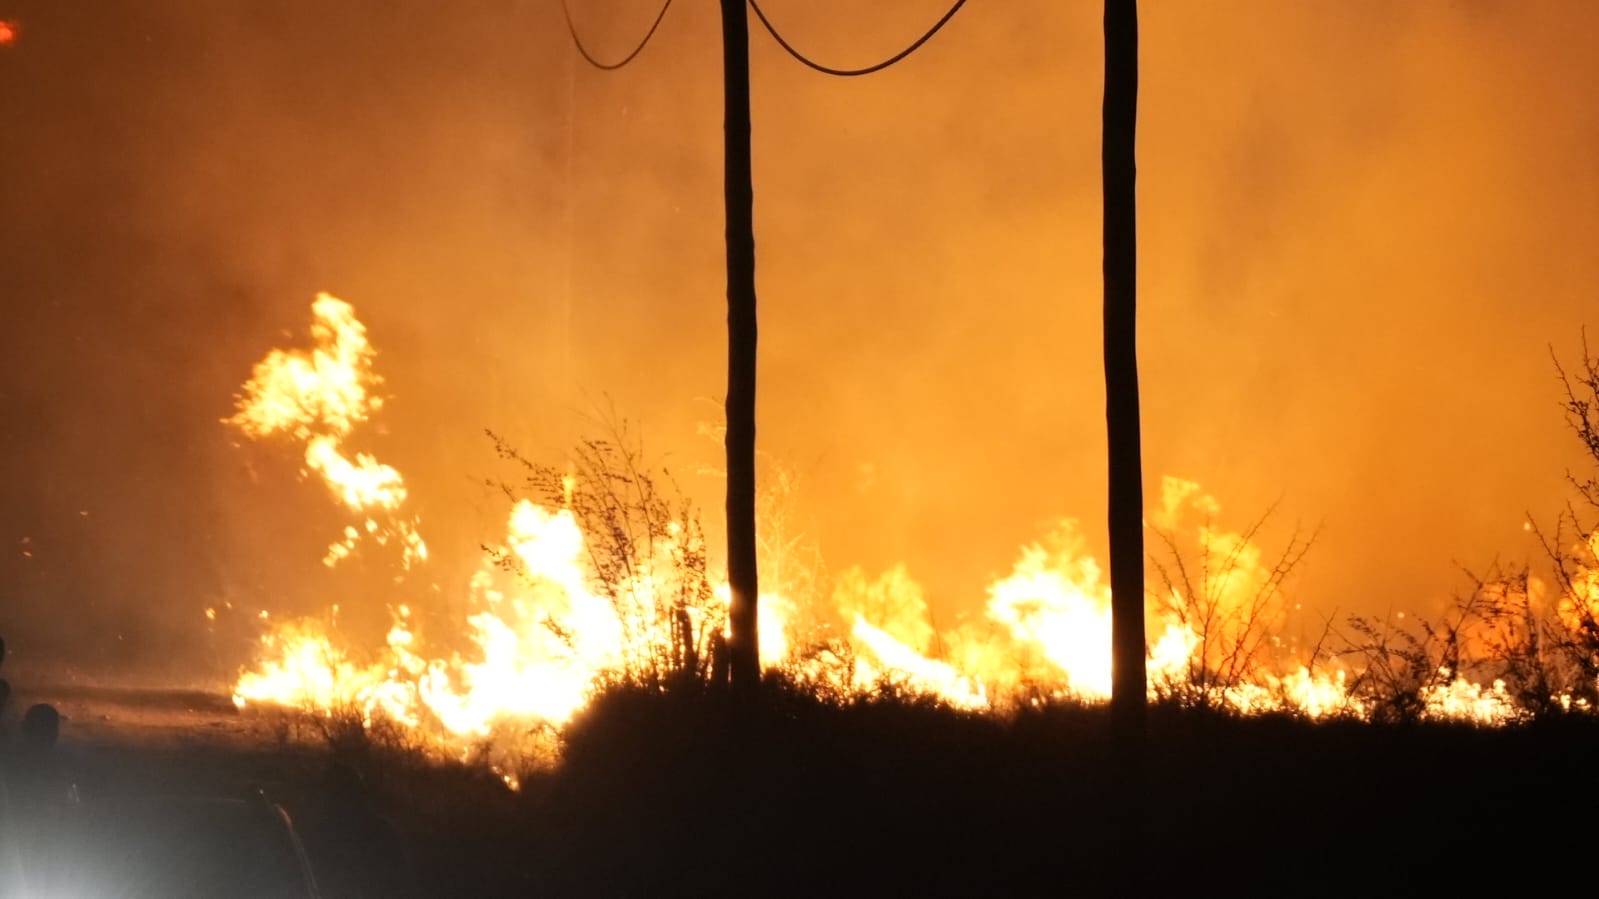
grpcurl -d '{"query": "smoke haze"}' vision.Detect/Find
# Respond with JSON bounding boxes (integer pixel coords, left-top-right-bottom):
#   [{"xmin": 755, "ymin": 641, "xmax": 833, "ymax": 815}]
[{"xmin": 1, "ymin": 0, "xmax": 1595, "ymax": 680}]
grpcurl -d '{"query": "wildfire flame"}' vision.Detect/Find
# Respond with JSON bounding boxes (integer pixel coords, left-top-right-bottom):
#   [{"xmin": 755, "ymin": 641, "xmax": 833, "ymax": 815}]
[
  {"xmin": 226, "ymin": 293, "xmax": 427, "ymax": 570},
  {"xmin": 227, "ymin": 295, "xmax": 1590, "ymax": 773}
]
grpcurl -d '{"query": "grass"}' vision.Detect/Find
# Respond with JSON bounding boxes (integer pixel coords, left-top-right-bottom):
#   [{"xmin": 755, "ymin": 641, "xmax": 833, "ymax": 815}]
[{"xmin": 234, "ymin": 679, "xmax": 1596, "ymax": 896}]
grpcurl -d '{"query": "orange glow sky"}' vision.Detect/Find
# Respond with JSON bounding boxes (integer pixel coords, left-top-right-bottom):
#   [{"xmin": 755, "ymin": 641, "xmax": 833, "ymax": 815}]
[{"xmin": 1, "ymin": 0, "xmax": 1595, "ymax": 677}]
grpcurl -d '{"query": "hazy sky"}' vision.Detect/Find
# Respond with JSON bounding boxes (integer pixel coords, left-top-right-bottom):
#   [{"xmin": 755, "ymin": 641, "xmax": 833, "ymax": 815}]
[{"xmin": 2, "ymin": 0, "xmax": 1596, "ymax": 679}]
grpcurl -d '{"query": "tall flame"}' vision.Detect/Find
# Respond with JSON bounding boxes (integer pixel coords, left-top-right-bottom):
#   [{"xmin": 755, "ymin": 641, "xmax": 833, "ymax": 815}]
[{"xmin": 226, "ymin": 293, "xmax": 427, "ymax": 570}]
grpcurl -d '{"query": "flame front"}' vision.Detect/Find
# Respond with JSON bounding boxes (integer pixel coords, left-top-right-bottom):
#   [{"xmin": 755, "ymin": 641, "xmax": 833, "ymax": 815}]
[{"xmin": 227, "ymin": 296, "xmax": 1588, "ymax": 770}]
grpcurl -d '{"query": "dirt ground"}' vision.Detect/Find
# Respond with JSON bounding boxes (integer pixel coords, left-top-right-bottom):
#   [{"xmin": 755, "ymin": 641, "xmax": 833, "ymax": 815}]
[
  {"xmin": 2, "ymin": 681, "xmax": 432, "ymax": 897},
  {"xmin": 12, "ymin": 682, "xmax": 281, "ymax": 751},
  {"xmin": 5, "ymin": 680, "xmax": 339, "ymax": 812}
]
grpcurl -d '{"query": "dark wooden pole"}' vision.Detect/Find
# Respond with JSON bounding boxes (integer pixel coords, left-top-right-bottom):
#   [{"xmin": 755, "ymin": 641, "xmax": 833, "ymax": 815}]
[
  {"xmin": 721, "ymin": 0, "xmax": 760, "ymax": 695},
  {"xmin": 1103, "ymin": 0, "xmax": 1145, "ymax": 867}
]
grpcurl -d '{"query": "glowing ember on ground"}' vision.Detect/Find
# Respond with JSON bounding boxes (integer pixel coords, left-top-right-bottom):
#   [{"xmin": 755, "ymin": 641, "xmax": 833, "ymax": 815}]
[{"xmin": 224, "ymin": 295, "xmax": 1598, "ymax": 769}]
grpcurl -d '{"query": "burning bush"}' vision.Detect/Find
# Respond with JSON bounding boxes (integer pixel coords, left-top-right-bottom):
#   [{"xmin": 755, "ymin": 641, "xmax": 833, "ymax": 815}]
[
  {"xmin": 1333, "ymin": 335, "xmax": 1599, "ymax": 722},
  {"xmin": 485, "ymin": 425, "xmax": 722, "ymax": 691},
  {"xmin": 1145, "ymin": 481, "xmax": 1321, "ymax": 712},
  {"xmin": 1536, "ymin": 334, "xmax": 1599, "ymax": 691}
]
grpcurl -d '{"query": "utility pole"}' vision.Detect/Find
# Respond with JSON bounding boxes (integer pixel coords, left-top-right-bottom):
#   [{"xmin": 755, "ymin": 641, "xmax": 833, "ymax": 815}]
[
  {"xmin": 721, "ymin": 0, "xmax": 761, "ymax": 695},
  {"xmin": 1103, "ymin": 0, "xmax": 1145, "ymax": 876},
  {"xmin": 566, "ymin": 0, "xmax": 966, "ymax": 699}
]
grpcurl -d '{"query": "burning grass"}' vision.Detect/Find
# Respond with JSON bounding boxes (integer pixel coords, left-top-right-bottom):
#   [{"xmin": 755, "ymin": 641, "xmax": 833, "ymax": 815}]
[{"xmin": 216, "ymin": 296, "xmax": 1599, "ymax": 774}]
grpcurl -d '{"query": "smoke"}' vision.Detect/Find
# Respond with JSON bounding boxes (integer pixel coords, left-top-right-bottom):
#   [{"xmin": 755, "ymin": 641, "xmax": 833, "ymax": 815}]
[{"xmin": 0, "ymin": 0, "xmax": 1595, "ymax": 680}]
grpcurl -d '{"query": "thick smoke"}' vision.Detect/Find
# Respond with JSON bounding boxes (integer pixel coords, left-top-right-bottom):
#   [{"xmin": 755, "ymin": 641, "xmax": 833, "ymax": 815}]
[{"xmin": 0, "ymin": 0, "xmax": 1595, "ymax": 681}]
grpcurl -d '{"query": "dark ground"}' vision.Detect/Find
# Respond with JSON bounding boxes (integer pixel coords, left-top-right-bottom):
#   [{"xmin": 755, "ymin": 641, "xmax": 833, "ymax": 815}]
[{"xmin": 2, "ymin": 680, "xmax": 1592, "ymax": 897}]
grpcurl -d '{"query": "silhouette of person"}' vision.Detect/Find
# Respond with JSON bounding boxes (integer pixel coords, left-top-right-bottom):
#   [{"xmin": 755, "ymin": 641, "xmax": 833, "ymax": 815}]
[
  {"xmin": 19, "ymin": 703, "xmax": 56, "ymax": 751},
  {"xmin": 8, "ymin": 703, "xmax": 74, "ymax": 816}
]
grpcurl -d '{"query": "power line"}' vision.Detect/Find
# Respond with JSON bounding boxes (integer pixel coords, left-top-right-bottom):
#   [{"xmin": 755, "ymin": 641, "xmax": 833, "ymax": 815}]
[
  {"xmin": 747, "ymin": 0, "xmax": 969, "ymax": 77},
  {"xmin": 562, "ymin": 0, "xmax": 675, "ymax": 71}
]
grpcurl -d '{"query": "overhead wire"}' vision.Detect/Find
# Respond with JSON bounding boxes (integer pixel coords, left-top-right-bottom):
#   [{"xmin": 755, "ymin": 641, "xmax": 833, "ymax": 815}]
[
  {"xmin": 746, "ymin": 0, "xmax": 969, "ymax": 77},
  {"xmin": 562, "ymin": 0, "xmax": 675, "ymax": 71}
]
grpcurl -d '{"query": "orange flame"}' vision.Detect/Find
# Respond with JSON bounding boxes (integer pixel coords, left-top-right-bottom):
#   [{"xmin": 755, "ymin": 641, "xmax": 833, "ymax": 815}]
[
  {"xmin": 226, "ymin": 293, "xmax": 427, "ymax": 571},
  {"xmin": 228, "ymin": 295, "xmax": 1551, "ymax": 769}
]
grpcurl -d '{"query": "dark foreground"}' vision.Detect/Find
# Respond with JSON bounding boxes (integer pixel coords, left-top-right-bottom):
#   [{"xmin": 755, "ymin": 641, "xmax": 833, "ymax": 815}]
[{"xmin": 3, "ymin": 681, "xmax": 1594, "ymax": 897}]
